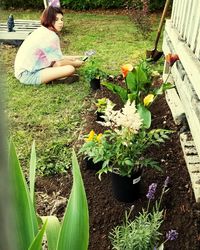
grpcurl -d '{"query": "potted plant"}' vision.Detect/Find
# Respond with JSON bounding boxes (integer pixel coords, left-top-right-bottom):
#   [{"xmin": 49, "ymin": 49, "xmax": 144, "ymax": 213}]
[
  {"xmin": 102, "ymin": 57, "xmax": 178, "ymax": 128},
  {"xmin": 95, "ymin": 98, "xmax": 114, "ymax": 121},
  {"xmin": 110, "ymin": 178, "xmax": 178, "ymax": 249},
  {"xmin": 80, "ymin": 130, "xmax": 104, "ymax": 171},
  {"xmin": 80, "ymin": 99, "xmax": 172, "ymax": 202},
  {"xmin": 84, "ymin": 62, "xmax": 107, "ymax": 90}
]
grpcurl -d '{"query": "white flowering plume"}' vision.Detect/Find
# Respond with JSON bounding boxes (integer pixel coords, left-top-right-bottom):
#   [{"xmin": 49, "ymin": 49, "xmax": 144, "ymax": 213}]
[{"xmin": 99, "ymin": 99, "xmax": 143, "ymax": 133}]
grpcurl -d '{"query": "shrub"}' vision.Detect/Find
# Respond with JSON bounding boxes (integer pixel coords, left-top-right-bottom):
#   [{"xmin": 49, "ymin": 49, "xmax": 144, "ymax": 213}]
[
  {"xmin": 62, "ymin": 0, "xmax": 132, "ymax": 10},
  {"xmin": 0, "ymin": 0, "xmax": 43, "ymax": 9},
  {"xmin": 128, "ymin": 0, "xmax": 152, "ymax": 37},
  {"xmin": 1, "ymin": 0, "xmax": 167, "ymax": 10}
]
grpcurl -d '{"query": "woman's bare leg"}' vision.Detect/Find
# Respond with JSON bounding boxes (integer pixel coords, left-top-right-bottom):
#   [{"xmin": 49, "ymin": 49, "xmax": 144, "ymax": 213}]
[{"xmin": 40, "ymin": 65, "xmax": 75, "ymax": 83}]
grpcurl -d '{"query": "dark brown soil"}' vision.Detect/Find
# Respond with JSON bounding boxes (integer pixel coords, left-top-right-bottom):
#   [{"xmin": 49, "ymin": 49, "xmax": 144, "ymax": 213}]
[{"xmin": 36, "ymin": 80, "xmax": 200, "ymax": 250}]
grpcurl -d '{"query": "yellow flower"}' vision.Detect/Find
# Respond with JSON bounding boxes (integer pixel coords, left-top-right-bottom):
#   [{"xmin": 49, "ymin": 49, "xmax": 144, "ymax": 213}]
[
  {"xmin": 121, "ymin": 64, "xmax": 133, "ymax": 77},
  {"xmin": 85, "ymin": 130, "xmax": 95, "ymax": 142},
  {"xmin": 144, "ymin": 94, "xmax": 154, "ymax": 106},
  {"xmin": 96, "ymin": 133, "xmax": 103, "ymax": 142}
]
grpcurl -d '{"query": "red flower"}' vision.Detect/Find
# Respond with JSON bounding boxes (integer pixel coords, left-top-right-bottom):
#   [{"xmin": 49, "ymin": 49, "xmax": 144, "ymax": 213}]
[{"xmin": 165, "ymin": 54, "xmax": 179, "ymax": 67}]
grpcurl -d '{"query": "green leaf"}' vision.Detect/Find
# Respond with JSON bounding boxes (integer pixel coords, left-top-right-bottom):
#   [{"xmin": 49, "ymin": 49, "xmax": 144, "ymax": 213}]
[
  {"xmin": 163, "ymin": 82, "xmax": 175, "ymax": 90},
  {"xmin": 124, "ymin": 159, "xmax": 133, "ymax": 166},
  {"xmin": 28, "ymin": 220, "xmax": 47, "ymax": 250},
  {"xmin": 29, "ymin": 140, "xmax": 36, "ymax": 204},
  {"xmin": 101, "ymin": 82, "xmax": 128, "ymax": 103},
  {"xmin": 41, "ymin": 216, "xmax": 60, "ymax": 250},
  {"xmin": 137, "ymin": 104, "xmax": 151, "ymax": 128},
  {"xmin": 154, "ymin": 82, "xmax": 174, "ymax": 96},
  {"xmin": 126, "ymin": 71, "xmax": 137, "ymax": 92},
  {"xmin": 128, "ymin": 92, "xmax": 137, "ymax": 102},
  {"xmin": 9, "ymin": 141, "xmax": 38, "ymax": 250},
  {"xmin": 57, "ymin": 149, "xmax": 89, "ymax": 250},
  {"xmin": 137, "ymin": 66, "xmax": 148, "ymax": 85}
]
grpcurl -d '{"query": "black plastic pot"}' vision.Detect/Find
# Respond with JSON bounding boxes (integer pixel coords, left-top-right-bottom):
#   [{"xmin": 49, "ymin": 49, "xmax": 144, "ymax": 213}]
[
  {"xmin": 90, "ymin": 78, "xmax": 101, "ymax": 90},
  {"xmin": 111, "ymin": 170, "xmax": 142, "ymax": 202},
  {"xmin": 85, "ymin": 158, "xmax": 102, "ymax": 171},
  {"xmin": 96, "ymin": 111, "xmax": 105, "ymax": 122}
]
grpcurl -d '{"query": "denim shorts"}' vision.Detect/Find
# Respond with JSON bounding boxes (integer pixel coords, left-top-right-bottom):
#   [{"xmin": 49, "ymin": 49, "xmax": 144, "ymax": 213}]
[{"xmin": 17, "ymin": 70, "xmax": 42, "ymax": 85}]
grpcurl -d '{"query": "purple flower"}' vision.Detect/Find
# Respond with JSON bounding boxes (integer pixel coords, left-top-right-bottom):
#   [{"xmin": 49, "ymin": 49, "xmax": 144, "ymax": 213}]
[
  {"xmin": 164, "ymin": 176, "xmax": 169, "ymax": 188},
  {"xmin": 146, "ymin": 183, "xmax": 157, "ymax": 200},
  {"xmin": 166, "ymin": 229, "xmax": 178, "ymax": 241}
]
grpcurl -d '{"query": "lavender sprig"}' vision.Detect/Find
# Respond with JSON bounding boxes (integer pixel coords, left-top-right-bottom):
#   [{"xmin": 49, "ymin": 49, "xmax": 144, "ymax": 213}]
[
  {"xmin": 158, "ymin": 176, "xmax": 170, "ymax": 209},
  {"xmin": 146, "ymin": 183, "xmax": 157, "ymax": 200},
  {"xmin": 146, "ymin": 183, "xmax": 157, "ymax": 212},
  {"xmin": 166, "ymin": 229, "xmax": 178, "ymax": 241},
  {"xmin": 164, "ymin": 176, "xmax": 169, "ymax": 188}
]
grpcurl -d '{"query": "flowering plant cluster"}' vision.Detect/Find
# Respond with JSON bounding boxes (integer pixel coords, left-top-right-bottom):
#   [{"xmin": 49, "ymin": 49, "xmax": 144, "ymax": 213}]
[
  {"xmin": 102, "ymin": 55, "xmax": 179, "ymax": 128},
  {"xmin": 110, "ymin": 177, "xmax": 178, "ymax": 250},
  {"xmin": 95, "ymin": 97, "xmax": 114, "ymax": 114},
  {"xmin": 80, "ymin": 100, "xmax": 172, "ymax": 178}
]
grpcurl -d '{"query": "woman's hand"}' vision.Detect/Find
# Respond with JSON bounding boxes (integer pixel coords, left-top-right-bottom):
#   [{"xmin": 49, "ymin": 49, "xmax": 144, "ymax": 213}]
[
  {"xmin": 53, "ymin": 58, "xmax": 84, "ymax": 67},
  {"xmin": 73, "ymin": 59, "xmax": 84, "ymax": 68}
]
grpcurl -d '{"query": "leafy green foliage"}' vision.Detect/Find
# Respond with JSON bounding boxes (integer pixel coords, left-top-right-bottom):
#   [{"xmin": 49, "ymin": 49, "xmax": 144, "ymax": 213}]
[
  {"xmin": 1, "ymin": 0, "xmax": 167, "ymax": 10},
  {"xmin": 102, "ymin": 60, "xmax": 174, "ymax": 128},
  {"xmin": 84, "ymin": 60, "xmax": 107, "ymax": 81},
  {"xmin": 9, "ymin": 141, "xmax": 89, "ymax": 249},
  {"xmin": 110, "ymin": 209, "xmax": 163, "ymax": 250},
  {"xmin": 9, "ymin": 141, "xmax": 41, "ymax": 249},
  {"xmin": 0, "ymin": 0, "xmax": 43, "ymax": 9},
  {"xmin": 110, "ymin": 177, "xmax": 177, "ymax": 249},
  {"xmin": 62, "ymin": 0, "xmax": 132, "ymax": 10},
  {"xmin": 41, "ymin": 216, "xmax": 60, "ymax": 250},
  {"xmin": 80, "ymin": 102, "xmax": 173, "ymax": 178},
  {"xmin": 57, "ymin": 150, "xmax": 89, "ymax": 250},
  {"xmin": 95, "ymin": 98, "xmax": 114, "ymax": 113}
]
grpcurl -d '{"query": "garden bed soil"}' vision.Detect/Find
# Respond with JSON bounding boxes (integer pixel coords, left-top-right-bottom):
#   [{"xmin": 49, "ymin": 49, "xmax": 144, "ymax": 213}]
[{"xmin": 36, "ymin": 79, "xmax": 200, "ymax": 250}]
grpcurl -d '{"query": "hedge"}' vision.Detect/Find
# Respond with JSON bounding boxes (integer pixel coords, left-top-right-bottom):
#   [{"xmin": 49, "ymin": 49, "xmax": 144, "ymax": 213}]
[{"xmin": 1, "ymin": 0, "xmax": 167, "ymax": 11}]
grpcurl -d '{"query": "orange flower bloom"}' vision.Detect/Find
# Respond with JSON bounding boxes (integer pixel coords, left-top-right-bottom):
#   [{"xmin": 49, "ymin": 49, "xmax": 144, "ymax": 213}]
[
  {"xmin": 121, "ymin": 64, "xmax": 133, "ymax": 77},
  {"xmin": 165, "ymin": 54, "xmax": 179, "ymax": 67}
]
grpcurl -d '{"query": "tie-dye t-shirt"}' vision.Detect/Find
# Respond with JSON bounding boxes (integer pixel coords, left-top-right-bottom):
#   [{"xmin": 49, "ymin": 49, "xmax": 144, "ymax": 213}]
[{"xmin": 14, "ymin": 26, "xmax": 63, "ymax": 78}]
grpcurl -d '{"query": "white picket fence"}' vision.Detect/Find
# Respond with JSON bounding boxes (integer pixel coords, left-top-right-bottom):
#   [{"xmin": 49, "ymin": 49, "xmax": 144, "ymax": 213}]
[
  {"xmin": 171, "ymin": 0, "xmax": 200, "ymax": 58},
  {"xmin": 162, "ymin": 0, "xmax": 200, "ymax": 202}
]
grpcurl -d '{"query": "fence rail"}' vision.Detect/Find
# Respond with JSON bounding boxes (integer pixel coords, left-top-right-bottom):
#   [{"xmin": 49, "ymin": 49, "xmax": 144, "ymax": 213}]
[
  {"xmin": 171, "ymin": 0, "xmax": 200, "ymax": 59},
  {"xmin": 163, "ymin": 0, "xmax": 200, "ymax": 202}
]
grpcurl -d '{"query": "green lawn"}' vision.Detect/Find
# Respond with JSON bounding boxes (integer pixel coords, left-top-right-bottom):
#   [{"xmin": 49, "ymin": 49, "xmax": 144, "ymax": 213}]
[{"xmin": 1, "ymin": 9, "xmax": 163, "ymax": 175}]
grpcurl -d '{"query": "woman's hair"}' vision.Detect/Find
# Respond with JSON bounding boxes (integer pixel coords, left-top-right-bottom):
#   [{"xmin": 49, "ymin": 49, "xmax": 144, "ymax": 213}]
[{"xmin": 40, "ymin": 6, "xmax": 63, "ymax": 32}]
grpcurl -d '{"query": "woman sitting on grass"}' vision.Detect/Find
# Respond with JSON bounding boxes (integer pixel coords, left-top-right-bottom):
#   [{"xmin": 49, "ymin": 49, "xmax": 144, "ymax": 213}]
[{"xmin": 14, "ymin": 6, "xmax": 84, "ymax": 85}]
